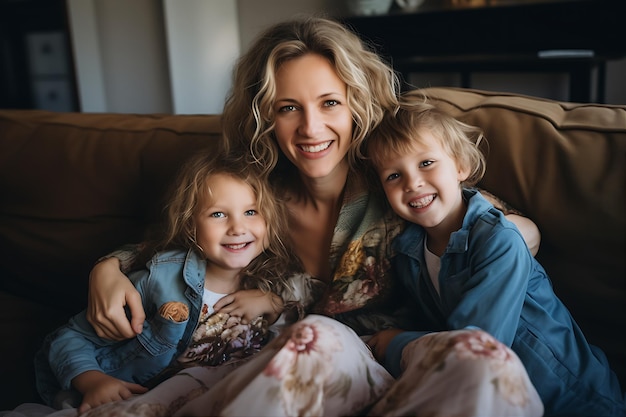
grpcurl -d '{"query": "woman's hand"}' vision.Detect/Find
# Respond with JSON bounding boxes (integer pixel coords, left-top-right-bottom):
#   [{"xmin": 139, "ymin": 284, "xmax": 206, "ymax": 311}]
[
  {"xmin": 506, "ymin": 214, "xmax": 541, "ymax": 256},
  {"xmin": 214, "ymin": 289, "xmax": 284, "ymax": 324},
  {"xmin": 87, "ymin": 258, "xmax": 145, "ymax": 340},
  {"xmin": 367, "ymin": 328, "xmax": 404, "ymax": 363},
  {"xmin": 72, "ymin": 370, "xmax": 148, "ymax": 415}
]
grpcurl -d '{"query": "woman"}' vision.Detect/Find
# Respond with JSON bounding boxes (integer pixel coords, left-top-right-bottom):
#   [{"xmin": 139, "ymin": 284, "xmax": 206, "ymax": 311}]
[{"xmin": 85, "ymin": 16, "xmax": 543, "ymax": 416}]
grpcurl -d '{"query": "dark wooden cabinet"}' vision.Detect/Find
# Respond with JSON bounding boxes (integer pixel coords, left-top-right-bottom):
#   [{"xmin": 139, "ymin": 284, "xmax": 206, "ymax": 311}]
[
  {"xmin": 0, "ymin": 0, "xmax": 78, "ymax": 111},
  {"xmin": 342, "ymin": 0, "xmax": 626, "ymax": 102}
]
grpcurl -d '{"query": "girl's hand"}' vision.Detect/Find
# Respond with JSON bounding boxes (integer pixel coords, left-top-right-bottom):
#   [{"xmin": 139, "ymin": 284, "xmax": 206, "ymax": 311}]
[
  {"xmin": 214, "ymin": 289, "xmax": 284, "ymax": 324},
  {"xmin": 72, "ymin": 370, "xmax": 148, "ymax": 415},
  {"xmin": 367, "ymin": 328, "xmax": 404, "ymax": 362},
  {"xmin": 87, "ymin": 258, "xmax": 145, "ymax": 340}
]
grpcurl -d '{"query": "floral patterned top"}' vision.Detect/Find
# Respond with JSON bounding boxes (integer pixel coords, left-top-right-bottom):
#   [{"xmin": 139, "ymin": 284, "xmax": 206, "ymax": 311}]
[{"xmin": 311, "ymin": 172, "xmax": 407, "ymax": 335}]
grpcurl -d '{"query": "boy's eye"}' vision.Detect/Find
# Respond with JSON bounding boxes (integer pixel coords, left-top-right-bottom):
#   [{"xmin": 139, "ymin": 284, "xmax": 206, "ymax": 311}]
[
  {"xmin": 244, "ymin": 209, "xmax": 258, "ymax": 216},
  {"xmin": 420, "ymin": 160, "xmax": 434, "ymax": 168},
  {"xmin": 210, "ymin": 212, "xmax": 226, "ymax": 218}
]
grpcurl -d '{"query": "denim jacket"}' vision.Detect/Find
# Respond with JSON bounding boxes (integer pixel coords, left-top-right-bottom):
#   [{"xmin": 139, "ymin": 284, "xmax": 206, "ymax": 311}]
[
  {"xmin": 385, "ymin": 189, "xmax": 625, "ymax": 416},
  {"xmin": 35, "ymin": 249, "xmax": 205, "ymax": 406}
]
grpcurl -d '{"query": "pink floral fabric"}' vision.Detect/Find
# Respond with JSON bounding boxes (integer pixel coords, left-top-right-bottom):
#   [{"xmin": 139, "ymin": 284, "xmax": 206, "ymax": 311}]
[
  {"xmin": 370, "ymin": 328, "xmax": 544, "ymax": 416},
  {"xmin": 36, "ymin": 318, "xmax": 543, "ymax": 417}
]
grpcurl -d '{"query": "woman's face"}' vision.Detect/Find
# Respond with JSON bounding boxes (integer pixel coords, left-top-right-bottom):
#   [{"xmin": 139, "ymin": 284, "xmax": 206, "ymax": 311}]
[{"xmin": 273, "ymin": 53, "xmax": 353, "ymax": 180}]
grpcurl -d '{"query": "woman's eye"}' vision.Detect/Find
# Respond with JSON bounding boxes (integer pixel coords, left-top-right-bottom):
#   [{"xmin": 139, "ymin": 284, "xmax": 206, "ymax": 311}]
[
  {"xmin": 244, "ymin": 209, "xmax": 258, "ymax": 216},
  {"xmin": 210, "ymin": 212, "xmax": 226, "ymax": 218},
  {"xmin": 278, "ymin": 105, "xmax": 297, "ymax": 113},
  {"xmin": 324, "ymin": 100, "xmax": 339, "ymax": 107}
]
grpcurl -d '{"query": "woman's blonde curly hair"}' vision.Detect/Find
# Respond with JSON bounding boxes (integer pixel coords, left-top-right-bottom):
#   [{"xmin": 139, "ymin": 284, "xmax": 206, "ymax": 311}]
[{"xmin": 221, "ymin": 16, "xmax": 401, "ymax": 187}]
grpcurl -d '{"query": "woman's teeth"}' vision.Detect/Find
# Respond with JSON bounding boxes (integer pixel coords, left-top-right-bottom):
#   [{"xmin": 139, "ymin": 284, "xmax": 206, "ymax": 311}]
[{"xmin": 300, "ymin": 141, "xmax": 331, "ymax": 153}]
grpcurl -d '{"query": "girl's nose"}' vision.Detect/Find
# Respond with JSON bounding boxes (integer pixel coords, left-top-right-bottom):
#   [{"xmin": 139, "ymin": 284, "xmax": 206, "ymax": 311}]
[{"xmin": 228, "ymin": 217, "xmax": 246, "ymax": 235}]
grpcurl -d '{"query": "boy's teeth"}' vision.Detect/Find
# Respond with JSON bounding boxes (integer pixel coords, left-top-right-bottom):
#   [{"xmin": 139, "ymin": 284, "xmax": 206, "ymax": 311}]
[
  {"xmin": 300, "ymin": 141, "xmax": 331, "ymax": 153},
  {"xmin": 409, "ymin": 195, "xmax": 434, "ymax": 208}
]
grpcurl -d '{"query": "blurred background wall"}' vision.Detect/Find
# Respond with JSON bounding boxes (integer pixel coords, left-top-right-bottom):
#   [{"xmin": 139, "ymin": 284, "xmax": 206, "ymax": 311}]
[{"xmin": 2, "ymin": 0, "xmax": 624, "ymax": 114}]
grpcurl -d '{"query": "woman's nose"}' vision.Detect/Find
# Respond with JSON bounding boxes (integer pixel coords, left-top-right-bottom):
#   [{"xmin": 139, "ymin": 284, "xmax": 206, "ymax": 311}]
[{"xmin": 298, "ymin": 109, "xmax": 324, "ymax": 137}]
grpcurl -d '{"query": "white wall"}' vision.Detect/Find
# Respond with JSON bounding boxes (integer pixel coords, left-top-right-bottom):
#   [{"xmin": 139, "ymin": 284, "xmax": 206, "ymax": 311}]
[
  {"xmin": 163, "ymin": 0, "xmax": 239, "ymax": 114},
  {"xmin": 67, "ymin": 0, "xmax": 625, "ymax": 113},
  {"xmin": 66, "ymin": 0, "xmax": 107, "ymax": 112},
  {"xmin": 67, "ymin": 0, "xmax": 172, "ymax": 113},
  {"xmin": 236, "ymin": 0, "xmax": 344, "ymax": 50}
]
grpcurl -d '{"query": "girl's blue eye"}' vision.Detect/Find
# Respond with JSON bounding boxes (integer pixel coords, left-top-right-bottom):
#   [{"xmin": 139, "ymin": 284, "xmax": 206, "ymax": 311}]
[
  {"xmin": 210, "ymin": 212, "xmax": 225, "ymax": 218},
  {"xmin": 244, "ymin": 209, "xmax": 257, "ymax": 216}
]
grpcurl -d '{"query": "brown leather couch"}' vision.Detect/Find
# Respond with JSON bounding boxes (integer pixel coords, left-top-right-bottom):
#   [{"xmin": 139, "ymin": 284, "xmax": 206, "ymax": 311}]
[{"xmin": 1, "ymin": 87, "xmax": 624, "ymax": 410}]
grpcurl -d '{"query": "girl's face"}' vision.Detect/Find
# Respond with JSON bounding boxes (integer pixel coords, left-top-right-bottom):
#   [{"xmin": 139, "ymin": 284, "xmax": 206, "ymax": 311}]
[
  {"xmin": 195, "ymin": 173, "xmax": 268, "ymax": 276},
  {"xmin": 376, "ymin": 129, "xmax": 470, "ymax": 235},
  {"xmin": 273, "ymin": 53, "xmax": 353, "ymax": 180}
]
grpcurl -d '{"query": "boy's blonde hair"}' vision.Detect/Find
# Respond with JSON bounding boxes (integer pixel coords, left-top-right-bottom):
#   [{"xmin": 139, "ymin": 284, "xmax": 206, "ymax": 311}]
[
  {"xmin": 366, "ymin": 92, "xmax": 487, "ymax": 187},
  {"xmin": 148, "ymin": 150, "xmax": 298, "ymax": 295},
  {"xmin": 222, "ymin": 16, "xmax": 400, "ymax": 184}
]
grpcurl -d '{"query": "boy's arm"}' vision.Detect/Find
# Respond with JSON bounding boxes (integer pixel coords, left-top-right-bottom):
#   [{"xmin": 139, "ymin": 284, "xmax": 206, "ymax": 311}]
[{"xmin": 447, "ymin": 226, "xmax": 531, "ymax": 345}]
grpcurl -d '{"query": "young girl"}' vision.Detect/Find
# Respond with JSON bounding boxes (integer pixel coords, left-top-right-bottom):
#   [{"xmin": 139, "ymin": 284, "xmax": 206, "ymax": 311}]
[
  {"xmin": 365, "ymin": 92, "xmax": 625, "ymax": 416},
  {"xmin": 35, "ymin": 150, "xmax": 317, "ymax": 414}
]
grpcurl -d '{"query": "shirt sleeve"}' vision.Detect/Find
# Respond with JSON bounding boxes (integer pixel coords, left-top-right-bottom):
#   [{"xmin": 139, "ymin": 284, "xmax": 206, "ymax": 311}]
[
  {"xmin": 96, "ymin": 243, "xmax": 144, "ymax": 274},
  {"xmin": 446, "ymin": 225, "xmax": 531, "ymax": 346}
]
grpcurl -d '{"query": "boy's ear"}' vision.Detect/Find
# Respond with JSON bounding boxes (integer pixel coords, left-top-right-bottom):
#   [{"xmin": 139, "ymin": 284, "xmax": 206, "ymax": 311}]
[{"xmin": 457, "ymin": 163, "xmax": 471, "ymax": 182}]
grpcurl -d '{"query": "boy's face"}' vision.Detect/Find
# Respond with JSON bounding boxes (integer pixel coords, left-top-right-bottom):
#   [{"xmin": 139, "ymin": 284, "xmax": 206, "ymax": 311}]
[
  {"xmin": 375, "ymin": 129, "xmax": 470, "ymax": 234},
  {"xmin": 195, "ymin": 174, "xmax": 268, "ymax": 278}
]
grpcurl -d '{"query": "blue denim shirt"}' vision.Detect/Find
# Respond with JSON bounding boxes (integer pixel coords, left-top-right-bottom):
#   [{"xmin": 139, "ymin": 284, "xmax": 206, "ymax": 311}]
[
  {"xmin": 385, "ymin": 189, "xmax": 625, "ymax": 416},
  {"xmin": 35, "ymin": 249, "xmax": 205, "ymax": 406}
]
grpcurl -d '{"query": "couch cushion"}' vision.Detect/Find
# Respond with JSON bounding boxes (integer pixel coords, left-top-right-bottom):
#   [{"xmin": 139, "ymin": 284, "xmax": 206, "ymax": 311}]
[
  {"xmin": 422, "ymin": 87, "xmax": 626, "ymax": 383},
  {"xmin": 0, "ymin": 111, "xmax": 222, "ymax": 314}
]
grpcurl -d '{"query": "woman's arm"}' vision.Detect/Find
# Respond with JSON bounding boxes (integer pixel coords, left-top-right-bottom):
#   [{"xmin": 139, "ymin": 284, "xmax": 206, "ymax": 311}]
[
  {"xmin": 87, "ymin": 257, "xmax": 146, "ymax": 340},
  {"xmin": 506, "ymin": 214, "xmax": 541, "ymax": 256},
  {"xmin": 480, "ymin": 189, "xmax": 541, "ymax": 256}
]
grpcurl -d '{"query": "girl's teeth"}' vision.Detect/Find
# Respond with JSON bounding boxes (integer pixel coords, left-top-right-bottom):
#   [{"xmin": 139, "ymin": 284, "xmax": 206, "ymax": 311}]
[
  {"xmin": 300, "ymin": 141, "xmax": 331, "ymax": 153},
  {"xmin": 226, "ymin": 243, "xmax": 246, "ymax": 250}
]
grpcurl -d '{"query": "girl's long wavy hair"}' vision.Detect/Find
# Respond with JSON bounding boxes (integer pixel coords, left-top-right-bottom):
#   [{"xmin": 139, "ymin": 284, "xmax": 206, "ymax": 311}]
[
  {"xmin": 367, "ymin": 91, "xmax": 487, "ymax": 188},
  {"xmin": 143, "ymin": 150, "xmax": 299, "ymax": 295},
  {"xmin": 222, "ymin": 16, "xmax": 400, "ymax": 190}
]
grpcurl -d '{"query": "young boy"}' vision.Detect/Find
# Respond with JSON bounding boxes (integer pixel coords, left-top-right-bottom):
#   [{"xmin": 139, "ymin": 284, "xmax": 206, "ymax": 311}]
[{"xmin": 365, "ymin": 93, "xmax": 625, "ymax": 417}]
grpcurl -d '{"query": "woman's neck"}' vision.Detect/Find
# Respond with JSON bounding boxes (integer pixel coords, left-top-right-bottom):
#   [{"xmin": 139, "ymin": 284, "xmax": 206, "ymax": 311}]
[
  {"xmin": 284, "ymin": 161, "xmax": 350, "ymax": 282},
  {"xmin": 296, "ymin": 160, "xmax": 349, "ymax": 209}
]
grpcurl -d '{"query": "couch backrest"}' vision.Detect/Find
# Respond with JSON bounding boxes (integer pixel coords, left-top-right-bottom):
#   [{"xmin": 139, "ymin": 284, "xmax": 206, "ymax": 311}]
[
  {"xmin": 0, "ymin": 110, "xmax": 222, "ymax": 312},
  {"xmin": 1, "ymin": 88, "xmax": 624, "ymax": 382}
]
